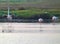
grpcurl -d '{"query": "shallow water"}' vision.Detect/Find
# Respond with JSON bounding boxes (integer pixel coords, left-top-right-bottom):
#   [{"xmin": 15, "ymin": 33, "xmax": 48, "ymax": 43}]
[
  {"xmin": 0, "ymin": 23, "xmax": 60, "ymax": 33},
  {"xmin": 0, "ymin": 33, "xmax": 60, "ymax": 44},
  {"xmin": 0, "ymin": 23, "xmax": 60, "ymax": 44}
]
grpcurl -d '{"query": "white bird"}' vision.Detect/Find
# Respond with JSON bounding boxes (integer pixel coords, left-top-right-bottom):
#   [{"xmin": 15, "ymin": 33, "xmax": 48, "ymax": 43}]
[
  {"xmin": 7, "ymin": 15, "xmax": 12, "ymax": 20},
  {"xmin": 38, "ymin": 18, "xmax": 43, "ymax": 23},
  {"xmin": 52, "ymin": 16, "xmax": 58, "ymax": 22}
]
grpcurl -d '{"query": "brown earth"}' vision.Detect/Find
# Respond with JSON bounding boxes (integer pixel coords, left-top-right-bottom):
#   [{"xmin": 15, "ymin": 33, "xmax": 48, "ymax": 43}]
[{"xmin": 0, "ymin": 3, "xmax": 60, "ymax": 10}]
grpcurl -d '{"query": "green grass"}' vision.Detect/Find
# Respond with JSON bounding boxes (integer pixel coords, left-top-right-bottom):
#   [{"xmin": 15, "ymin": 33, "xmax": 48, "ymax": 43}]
[{"xmin": 0, "ymin": 8, "xmax": 60, "ymax": 18}]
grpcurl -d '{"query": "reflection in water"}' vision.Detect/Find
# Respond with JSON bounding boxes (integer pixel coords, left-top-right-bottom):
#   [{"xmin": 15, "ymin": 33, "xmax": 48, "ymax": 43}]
[
  {"xmin": 0, "ymin": 23, "xmax": 60, "ymax": 33},
  {"xmin": 0, "ymin": 23, "xmax": 60, "ymax": 44},
  {"xmin": 1, "ymin": 29, "xmax": 60, "ymax": 33}
]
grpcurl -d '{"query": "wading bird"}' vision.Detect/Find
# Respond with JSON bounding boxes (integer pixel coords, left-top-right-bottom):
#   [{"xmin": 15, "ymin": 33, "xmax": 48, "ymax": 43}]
[{"xmin": 38, "ymin": 18, "xmax": 43, "ymax": 23}]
